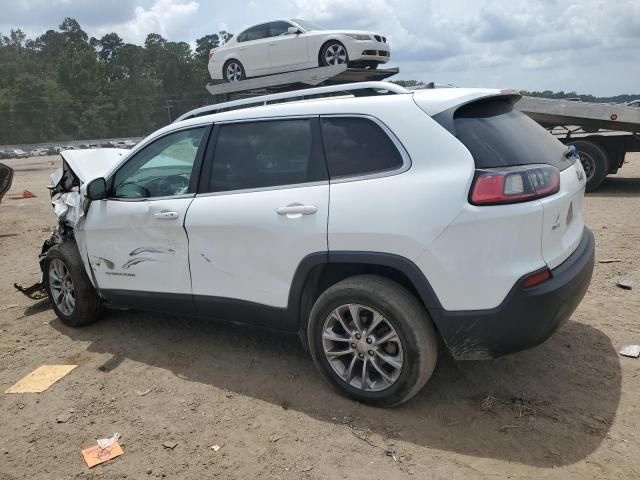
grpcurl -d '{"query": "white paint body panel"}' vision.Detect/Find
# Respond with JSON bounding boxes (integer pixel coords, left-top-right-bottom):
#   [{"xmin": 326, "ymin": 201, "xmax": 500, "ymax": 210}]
[
  {"xmin": 82, "ymin": 198, "xmax": 193, "ymax": 294},
  {"xmin": 60, "ymin": 149, "xmax": 129, "ymax": 183},
  {"xmin": 186, "ymin": 185, "xmax": 329, "ymax": 308}
]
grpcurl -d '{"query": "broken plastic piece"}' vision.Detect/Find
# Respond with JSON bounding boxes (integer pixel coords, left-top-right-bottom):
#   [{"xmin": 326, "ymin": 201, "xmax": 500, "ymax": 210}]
[
  {"xmin": 619, "ymin": 345, "xmax": 640, "ymax": 358},
  {"xmin": 97, "ymin": 433, "xmax": 121, "ymax": 449},
  {"xmin": 5, "ymin": 365, "xmax": 77, "ymax": 393},
  {"xmin": 14, "ymin": 281, "xmax": 46, "ymax": 300},
  {"xmin": 7, "ymin": 190, "xmax": 36, "ymax": 199}
]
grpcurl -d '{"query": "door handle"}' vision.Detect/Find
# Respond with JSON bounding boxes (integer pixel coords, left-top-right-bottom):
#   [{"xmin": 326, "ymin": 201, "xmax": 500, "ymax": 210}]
[
  {"xmin": 239, "ymin": 47, "xmax": 247, "ymax": 51},
  {"xmin": 153, "ymin": 211, "xmax": 179, "ymax": 219},
  {"xmin": 276, "ymin": 204, "xmax": 318, "ymax": 217}
]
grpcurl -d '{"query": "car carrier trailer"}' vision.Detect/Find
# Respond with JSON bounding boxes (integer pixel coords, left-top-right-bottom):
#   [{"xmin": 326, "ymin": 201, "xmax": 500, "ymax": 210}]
[
  {"xmin": 202, "ymin": 65, "xmax": 640, "ymax": 192},
  {"xmin": 516, "ymin": 97, "xmax": 640, "ymax": 191}
]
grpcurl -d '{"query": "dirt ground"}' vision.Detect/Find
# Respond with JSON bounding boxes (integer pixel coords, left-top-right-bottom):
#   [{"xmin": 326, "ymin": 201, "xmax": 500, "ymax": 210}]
[{"xmin": 1, "ymin": 153, "xmax": 639, "ymax": 480}]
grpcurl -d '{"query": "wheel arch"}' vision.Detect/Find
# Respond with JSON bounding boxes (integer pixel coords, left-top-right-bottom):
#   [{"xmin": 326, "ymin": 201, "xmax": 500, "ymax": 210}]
[
  {"xmin": 317, "ymin": 38, "xmax": 350, "ymax": 66},
  {"xmin": 286, "ymin": 251, "xmax": 444, "ymax": 344},
  {"xmin": 221, "ymin": 56, "xmax": 245, "ymax": 78}
]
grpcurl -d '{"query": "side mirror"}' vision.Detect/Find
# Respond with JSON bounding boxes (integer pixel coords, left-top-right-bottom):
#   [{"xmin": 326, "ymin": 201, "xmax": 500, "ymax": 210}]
[
  {"xmin": 288, "ymin": 26, "xmax": 301, "ymax": 35},
  {"xmin": 86, "ymin": 177, "xmax": 107, "ymax": 200}
]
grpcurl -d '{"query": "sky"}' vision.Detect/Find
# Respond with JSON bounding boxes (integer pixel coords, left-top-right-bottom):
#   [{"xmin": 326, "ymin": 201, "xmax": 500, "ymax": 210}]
[{"xmin": 1, "ymin": 0, "xmax": 638, "ymax": 96}]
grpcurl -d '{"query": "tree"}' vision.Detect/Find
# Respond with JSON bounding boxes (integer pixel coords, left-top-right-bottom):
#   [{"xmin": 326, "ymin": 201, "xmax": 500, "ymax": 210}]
[{"xmin": 195, "ymin": 33, "xmax": 219, "ymax": 64}]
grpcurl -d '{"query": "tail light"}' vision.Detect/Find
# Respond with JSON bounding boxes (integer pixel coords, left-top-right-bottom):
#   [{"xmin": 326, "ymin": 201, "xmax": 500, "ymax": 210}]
[
  {"xmin": 208, "ymin": 49, "xmax": 215, "ymax": 61},
  {"xmin": 470, "ymin": 164, "xmax": 560, "ymax": 206}
]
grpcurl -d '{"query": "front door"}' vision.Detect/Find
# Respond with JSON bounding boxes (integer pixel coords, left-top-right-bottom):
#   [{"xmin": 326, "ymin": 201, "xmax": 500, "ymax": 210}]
[
  {"xmin": 83, "ymin": 126, "xmax": 209, "ymax": 306},
  {"xmin": 185, "ymin": 117, "xmax": 329, "ymax": 329},
  {"xmin": 237, "ymin": 23, "xmax": 272, "ymax": 74},
  {"xmin": 267, "ymin": 21, "xmax": 310, "ymax": 70}
]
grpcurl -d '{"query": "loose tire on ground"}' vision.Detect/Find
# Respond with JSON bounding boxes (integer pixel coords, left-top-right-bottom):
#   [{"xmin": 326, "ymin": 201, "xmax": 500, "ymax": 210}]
[
  {"xmin": 44, "ymin": 241, "xmax": 102, "ymax": 327},
  {"xmin": 307, "ymin": 275, "xmax": 438, "ymax": 407},
  {"xmin": 568, "ymin": 140, "xmax": 609, "ymax": 192}
]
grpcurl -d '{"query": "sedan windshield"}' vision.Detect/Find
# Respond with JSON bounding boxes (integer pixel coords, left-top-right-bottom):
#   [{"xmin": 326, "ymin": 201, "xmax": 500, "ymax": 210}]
[{"xmin": 291, "ymin": 19, "xmax": 327, "ymax": 31}]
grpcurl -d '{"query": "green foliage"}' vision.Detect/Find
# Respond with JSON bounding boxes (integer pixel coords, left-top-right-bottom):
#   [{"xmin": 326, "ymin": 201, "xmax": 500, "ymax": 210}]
[
  {"xmin": 519, "ymin": 90, "xmax": 639, "ymax": 104},
  {"xmin": 0, "ymin": 19, "xmax": 233, "ymax": 144}
]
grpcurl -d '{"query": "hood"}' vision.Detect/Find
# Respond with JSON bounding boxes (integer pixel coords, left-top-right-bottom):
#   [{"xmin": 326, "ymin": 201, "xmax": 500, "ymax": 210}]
[
  {"xmin": 60, "ymin": 148, "xmax": 129, "ymax": 184},
  {"xmin": 320, "ymin": 29, "xmax": 382, "ymax": 37}
]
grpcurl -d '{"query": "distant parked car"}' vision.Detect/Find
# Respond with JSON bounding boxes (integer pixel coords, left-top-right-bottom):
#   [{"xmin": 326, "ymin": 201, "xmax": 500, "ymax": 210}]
[
  {"xmin": 123, "ymin": 140, "xmax": 137, "ymax": 148},
  {"xmin": 627, "ymin": 99, "xmax": 640, "ymax": 108},
  {"xmin": 0, "ymin": 150, "xmax": 10, "ymax": 159},
  {"xmin": 30, "ymin": 148, "xmax": 48, "ymax": 156},
  {"xmin": 12, "ymin": 149, "xmax": 28, "ymax": 158},
  {"xmin": 209, "ymin": 19, "xmax": 391, "ymax": 82}
]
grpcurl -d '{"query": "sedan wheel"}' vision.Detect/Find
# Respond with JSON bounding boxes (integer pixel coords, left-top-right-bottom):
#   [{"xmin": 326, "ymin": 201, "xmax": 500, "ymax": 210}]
[
  {"xmin": 224, "ymin": 60, "xmax": 245, "ymax": 83},
  {"xmin": 322, "ymin": 43, "xmax": 348, "ymax": 66}
]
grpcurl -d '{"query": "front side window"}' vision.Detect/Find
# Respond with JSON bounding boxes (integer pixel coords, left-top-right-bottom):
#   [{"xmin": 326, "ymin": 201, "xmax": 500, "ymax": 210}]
[
  {"xmin": 112, "ymin": 127, "xmax": 206, "ymax": 199},
  {"xmin": 204, "ymin": 119, "xmax": 326, "ymax": 193},
  {"xmin": 269, "ymin": 21, "xmax": 294, "ymax": 37},
  {"xmin": 321, "ymin": 117, "xmax": 404, "ymax": 178}
]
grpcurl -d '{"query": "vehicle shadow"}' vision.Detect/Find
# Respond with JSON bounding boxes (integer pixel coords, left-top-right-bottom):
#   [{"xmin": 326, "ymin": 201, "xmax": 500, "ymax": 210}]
[
  {"xmin": 590, "ymin": 175, "xmax": 640, "ymax": 198},
  {"xmin": 51, "ymin": 310, "xmax": 621, "ymax": 468}
]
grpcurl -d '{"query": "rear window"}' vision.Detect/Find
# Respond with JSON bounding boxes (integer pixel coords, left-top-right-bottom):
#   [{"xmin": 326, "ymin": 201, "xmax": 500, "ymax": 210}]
[{"xmin": 454, "ymin": 99, "xmax": 572, "ymax": 170}]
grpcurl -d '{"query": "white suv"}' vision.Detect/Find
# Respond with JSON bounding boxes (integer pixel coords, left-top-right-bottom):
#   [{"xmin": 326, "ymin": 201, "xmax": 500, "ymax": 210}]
[{"xmin": 40, "ymin": 82, "xmax": 594, "ymax": 406}]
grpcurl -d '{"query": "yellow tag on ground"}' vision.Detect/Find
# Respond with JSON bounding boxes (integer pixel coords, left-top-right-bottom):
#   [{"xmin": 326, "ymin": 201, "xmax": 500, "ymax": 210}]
[
  {"xmin": 81, "ymin": 442, "xmax": 124, "ymax": 468},
  {"xmin": 5, "ymin": 365, "xmax": 78, "ymax": 393}
]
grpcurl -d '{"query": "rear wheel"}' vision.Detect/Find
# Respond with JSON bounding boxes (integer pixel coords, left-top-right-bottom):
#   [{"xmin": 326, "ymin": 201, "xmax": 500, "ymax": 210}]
[
  {"xmin": 44, "ymin": 241, "xmax": 102, "ymax": 327},
  {"xmin": 320, "ymin": 41, "xmax": 348, "ymax": 67},
  {"xmin": 223, "ymin": 59, "xmax": 246, "ymax": 83},
  {"xmin": 568, "ymin": 140, "xmax": 609, "ymax": 192},
  {"xmin": 307, "ymin": 275, "xmax": 438, "ymax": 407}
]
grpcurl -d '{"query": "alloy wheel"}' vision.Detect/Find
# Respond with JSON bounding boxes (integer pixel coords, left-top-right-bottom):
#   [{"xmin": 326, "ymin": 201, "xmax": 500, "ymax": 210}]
[
  {"xmin": 322, "ymin": 304, "xmax": 403, "ymax": 392},
  {"xmin": 226, "ymin": 62, "xmax": 243, "ymax": 82},
  {"xmin": 324, "ymin": 44, "xmax": 347, "ymax": 66},
  {"xmin": 49, "ymin": 258, "xmax": 75, "ymax": 316}
]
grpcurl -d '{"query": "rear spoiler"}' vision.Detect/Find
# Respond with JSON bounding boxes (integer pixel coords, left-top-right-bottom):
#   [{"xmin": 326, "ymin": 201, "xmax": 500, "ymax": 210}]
[{"xmin": 432, "ymin": 91, "xmax": 522, "ymax": 136}]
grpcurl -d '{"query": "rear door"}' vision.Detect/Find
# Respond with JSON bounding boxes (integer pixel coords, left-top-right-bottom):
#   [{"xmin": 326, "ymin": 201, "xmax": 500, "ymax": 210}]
[
  {"xmin": 452, "ymin": 98, "xmax": 586, "ymax": 268},
  {"xmin": 185, "ymin": 117, "xmax": 328, "ymax": 329},
  {"xmin": 267, "ymin": 21, "xmax": 309, "ymax": 69},
  {"xmin": 83, "ymin": 126, "xmax": 210, "ymax": 304},
  {"xmin": 237, "ymin": 23, "xmax": 271, "ymax": 73}
]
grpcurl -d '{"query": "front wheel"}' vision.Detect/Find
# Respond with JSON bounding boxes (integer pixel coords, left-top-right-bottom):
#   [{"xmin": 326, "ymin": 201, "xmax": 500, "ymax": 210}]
[
  {"xmin": 320, "ymin": 41, "xmax": 349, "ymax": 67},
  {"xmin": 44, "ymin": 241, "xmax": 102, "ymax": 327},
  {"xmin": 307, "ymin": 275, "xmax": 438, "ymax": 407}
]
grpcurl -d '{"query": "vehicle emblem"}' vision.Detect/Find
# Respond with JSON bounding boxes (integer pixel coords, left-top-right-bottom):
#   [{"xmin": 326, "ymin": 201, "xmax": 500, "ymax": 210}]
[
  {"xmin": 576, "ymin": 168, "xmax": 584, "ymax": 182},
  {"xmin": 566, "ymin": 202, "xmax": 574, "ymax": 225}
]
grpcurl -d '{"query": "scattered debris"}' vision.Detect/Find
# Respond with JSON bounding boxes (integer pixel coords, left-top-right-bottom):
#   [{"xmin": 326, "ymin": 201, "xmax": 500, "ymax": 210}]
[
  {"xmin": 301, "ymin": 466, "xmax": 314, "ymax": 473},
  {"xmin": 269, "ymin": 433, "xmax": 285, "ymax": 443},
  {"xmin": 598, "ymin": 259, "xmax": 622, "ymax": 264},
  {"xmin": 619, "ymin": 345, "xmax": 640, "ymax": 358},
  {"xmin": 385, "ymin": 447, "xmax": 399, "ymax": 461},
  {"xmin": 81, "ymin": 439, "xmax": 124, "ymax": 468},
  {"xmin": 210, "ymin": 444, "xmax": 223, "ymax": 452},
  {"xmin": 481, "ymin": 395, "xmax": 496, "ymax": 410},
  {"xmin": 500, "ymin": 425, "xmax": 527, "ymax": 432},
  {"xmin": 7, "ymin": 190, "xmax": 36, "ymax": 200},
  {"xmin": 56, "ymin": 412, "xmax": 72, "ymax": 423},
  {"xmin": 97, "ymin": 433, "xmax": 120, "ymax": 449},
  {"xmin": 616, "ymin": 280, "xmax": 633, "ymax": 290},
  {"xmin": 135, "ymin": 389, "xmax": 152, "ymax": 396},
  {"xmin": 163, "ymin": 441, "xmax": 178, "ymax": 450},
  {"xmin": 5, "ymin": 365, "xmax": 77, "ymax": 393}
]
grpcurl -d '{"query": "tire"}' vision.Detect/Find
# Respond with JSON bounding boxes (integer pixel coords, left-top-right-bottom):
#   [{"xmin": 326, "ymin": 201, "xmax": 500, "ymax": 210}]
[
  {"xmin": 44, "ymin": 241, "xmax": 102, "ymax": 327},
  {"xmin": 307, "ymin": 275, "xmax": 438, "ymax": 407},
  {"xmin": 319, "ymin": 41, "xmax": 349, "ymax": 67},
  {"xmin": 223, "ymin": 59, "xmax": 246, "ymax": 83},
  {"xmin": 568, "ymin": 140, "xmax": 609, "ymax": 192}
]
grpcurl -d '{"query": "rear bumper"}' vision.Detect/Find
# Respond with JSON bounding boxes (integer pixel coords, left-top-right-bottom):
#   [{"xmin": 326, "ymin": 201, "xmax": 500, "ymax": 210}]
[{"xmin": 434, "ymin": 227, "xmax": 595, "ymax": 360}]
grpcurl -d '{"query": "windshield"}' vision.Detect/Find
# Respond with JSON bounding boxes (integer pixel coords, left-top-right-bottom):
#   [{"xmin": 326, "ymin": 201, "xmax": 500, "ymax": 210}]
[{"xmin": 291, "ymin": 19, "xmax": 327, "ymax": 31}]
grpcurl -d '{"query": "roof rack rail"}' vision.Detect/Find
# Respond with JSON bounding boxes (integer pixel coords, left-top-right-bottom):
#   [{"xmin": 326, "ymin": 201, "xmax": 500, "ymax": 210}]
[{"xmin": 174, "ymin": 81, "xmax": 410, "ymax": 123}]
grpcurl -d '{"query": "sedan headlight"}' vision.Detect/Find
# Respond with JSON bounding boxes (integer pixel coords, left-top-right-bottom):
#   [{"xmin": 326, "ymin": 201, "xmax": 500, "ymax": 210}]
[{"xmin": 345, "ymin": 33, "xmax": 371, "ymax": 41}]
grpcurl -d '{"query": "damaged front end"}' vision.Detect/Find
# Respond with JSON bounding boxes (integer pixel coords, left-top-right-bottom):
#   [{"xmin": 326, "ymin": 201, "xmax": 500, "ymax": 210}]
[{"xmin": 15, "ymin": 149, "xmax": 127, "ymax": 299}]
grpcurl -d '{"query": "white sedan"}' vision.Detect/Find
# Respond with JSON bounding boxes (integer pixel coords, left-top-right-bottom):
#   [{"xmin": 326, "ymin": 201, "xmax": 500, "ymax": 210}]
[{"xmin": 208, "ymin": 19, "xmax": 391, "ymax": 82}]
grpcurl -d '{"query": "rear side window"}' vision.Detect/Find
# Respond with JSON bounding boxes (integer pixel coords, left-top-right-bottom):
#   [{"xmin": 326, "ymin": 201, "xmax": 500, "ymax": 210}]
[
  {"xmin": 321, "ymin": 117, "xmax": 404, "ymax": 178},
  {"xmin": 204, "ymin": 119, "xmax": 327, "ymax": 193},
  {"xmin": 454, "ymin": 99, "xmax": 571, "ymax": 170},
  {"xmin": 243, "ymin": 24, "xmax": 270, "ymax": 41}
]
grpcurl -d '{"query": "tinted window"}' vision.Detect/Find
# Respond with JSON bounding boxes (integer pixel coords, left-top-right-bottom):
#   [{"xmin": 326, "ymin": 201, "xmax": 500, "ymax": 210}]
[
  {"xmin": 112, "ymin": 127, "xmax": 205, "ymax": 199},
  {"xmin": 270, "ymin": 21, "xmax": 293, "ymax": 37},
  {"xmin": 321, "ymin": 117, "xmax": 404, "ymax": 178},
  {"xmin": 454, "ymin": 99, "xmax": 571, "ymax": 170},
  {"xmin": 205, "ymin": 119, "xmax": 327, "ymax": 192},
  {"xmin": 244, "ymin": 24, "xmax": 270, "ymax": 41}
]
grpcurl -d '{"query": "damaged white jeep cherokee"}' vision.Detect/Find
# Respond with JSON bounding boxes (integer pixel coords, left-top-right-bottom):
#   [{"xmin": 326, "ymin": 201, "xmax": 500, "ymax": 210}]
[{"xmin": 38, "ymin": 82, "xmax": 594, "ymax": 406}]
